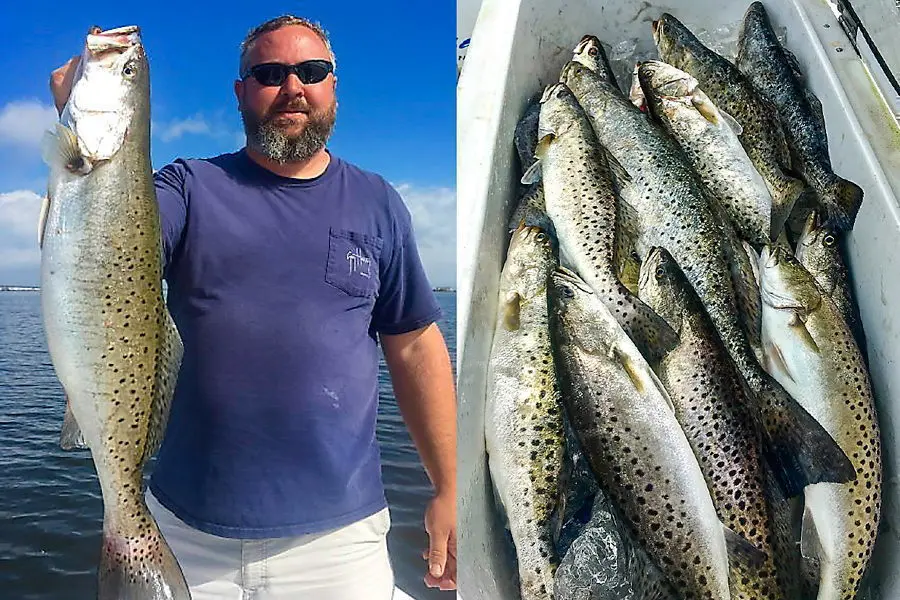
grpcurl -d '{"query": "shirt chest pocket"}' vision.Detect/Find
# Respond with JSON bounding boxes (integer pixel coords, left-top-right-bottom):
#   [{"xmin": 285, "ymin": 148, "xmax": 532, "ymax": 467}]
[{"xmin": 325, "ymin": 228, "xmax": 383, "ymax": 298}]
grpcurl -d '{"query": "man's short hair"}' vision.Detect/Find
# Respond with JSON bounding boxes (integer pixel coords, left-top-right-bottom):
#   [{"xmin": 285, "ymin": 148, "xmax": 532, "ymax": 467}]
[{"xmin": 239, "ymin": 15, "xmax": 336, "ymax": 76}]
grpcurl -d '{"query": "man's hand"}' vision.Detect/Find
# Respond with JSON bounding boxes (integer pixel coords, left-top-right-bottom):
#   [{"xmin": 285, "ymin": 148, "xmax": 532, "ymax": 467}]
[
  {"xmin": 50, "ymin": 56, "xmax": 80, "ymax": 115},
  {"xmin": 380, "ymin": 323, "xmax": 456, "ymax": 591},
  {"xmin": 423, "ymin": 491, "xmax": 457, "ymax": 591}
]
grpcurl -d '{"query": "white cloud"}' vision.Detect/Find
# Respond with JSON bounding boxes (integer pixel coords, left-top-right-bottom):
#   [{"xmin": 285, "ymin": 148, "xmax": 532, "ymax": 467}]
[
  {"xmin": 394, "ymin": 183, "xmax": 456, "ymax": 287},
  {"xmin": 0, "ymin": 190, "xmax": 43, "ymax": 282},
  {"xmin": 154, "ymin": 115, "xmax": 212, "ymax": 142},
  {"xmin": 0, "ymin": 100, "xmax": 58, "ymax": 149}
]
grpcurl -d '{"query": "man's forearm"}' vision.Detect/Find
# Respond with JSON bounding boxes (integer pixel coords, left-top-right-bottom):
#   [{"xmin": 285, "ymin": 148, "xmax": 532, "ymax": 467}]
[{"xmin": 381, "ymin": 323, "xmax": 456, "ymax": 495}]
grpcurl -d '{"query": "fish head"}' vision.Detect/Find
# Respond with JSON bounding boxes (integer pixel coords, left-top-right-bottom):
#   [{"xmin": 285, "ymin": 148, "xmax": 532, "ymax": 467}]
[
  {"xmin": 652, "ymin": 14, "xmax": 695, "ymax": 72},
  {"xmin": 62, "ymin": 26, "xmax": 148, "ymax": 163},
  {"xmin": 795, "ymin": 210, "xmax": 839, "ymax": 265},
  {"xmin": 637, "ymin": 60, "xmax": 699, "ymax": 120},
  {"xmin": 558, "ymin": 60, "xmax": 617, "ymax": 117},
  {"xmin": 637, "ymin": 247, "xmax": 685, "ymax": 335},
  {"xmin": 759, "ymin": 244, "xmax": 822, "ymax": 313},
  {"xmin": 572, "ymin": 35, "xmax": 617, "ymax": 86},
  {"xmin": 536, "ymin": 82, "xmax": 581, "ymax": 149},
  {"xmin": 638, "ymin": 60, "xmax": 696, "ymax": 100},
  {"xmin": 501, "ymin": 223, "xmax": 559, "ymax": 299},
  {"xmin": 549, "ymin": 267, "xmax": 612, "ymax": 353}
]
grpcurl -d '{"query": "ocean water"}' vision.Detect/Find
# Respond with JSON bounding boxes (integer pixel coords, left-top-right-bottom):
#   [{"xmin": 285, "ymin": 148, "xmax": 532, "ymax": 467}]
[{"xmin": 0, "ymin": 290, "xmax": 456, "ymax": 599}]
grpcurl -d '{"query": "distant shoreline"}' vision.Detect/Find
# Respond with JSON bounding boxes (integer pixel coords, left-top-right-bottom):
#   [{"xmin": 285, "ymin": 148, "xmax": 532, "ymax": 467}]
[{"xmin": 1, "ymin": 286, "xmax": 457, "ymax": 293}]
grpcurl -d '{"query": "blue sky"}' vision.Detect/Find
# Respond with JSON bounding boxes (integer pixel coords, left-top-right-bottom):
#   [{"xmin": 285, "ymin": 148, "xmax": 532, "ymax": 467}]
[{"xmin": 0, "ymin": 1, "xmax": 456, "ymax": 286}]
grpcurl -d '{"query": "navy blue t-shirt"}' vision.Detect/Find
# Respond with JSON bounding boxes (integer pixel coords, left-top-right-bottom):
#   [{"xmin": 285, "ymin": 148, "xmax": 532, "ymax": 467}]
[{"xmin": 147, "ymin": 150, "xmax": 441, "ymax": 538}]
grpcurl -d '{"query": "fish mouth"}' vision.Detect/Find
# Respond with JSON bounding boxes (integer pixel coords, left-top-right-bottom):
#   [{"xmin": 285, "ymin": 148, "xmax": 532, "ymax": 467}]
[
  {"xmin": 638, "ymin": 247, "xmax": 663, "ymax": 289},
  {"xmin": 86, "ymin": 26, "xmax": 141, "ymax": 55},
  {"xmin": 651, "ymin": 19, "xmax": 662, "ymax": 43},
  {"xmin": 574, "ymin": 35, "xmax": 601, "ymax": 57},
  {"xmin": 540, "ymin": 82, "xmax": 568, "ymax": 104}
]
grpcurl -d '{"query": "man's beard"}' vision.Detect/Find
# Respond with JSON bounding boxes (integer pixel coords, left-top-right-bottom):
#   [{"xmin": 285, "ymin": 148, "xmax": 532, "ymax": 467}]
[{"xmin": 241, "ymin": 99, "xmax": 337, "ymax": 164}]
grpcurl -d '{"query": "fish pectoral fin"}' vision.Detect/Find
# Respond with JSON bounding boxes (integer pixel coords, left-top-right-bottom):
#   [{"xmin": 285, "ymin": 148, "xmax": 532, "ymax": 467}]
[
  {"xmin": 60, "ymin": 394, "xmax": 88, "ymax": 451},
  {"xmin": 502, "ymin": 292, "xmax": 522, "ymax": 331},
  {"xmin": 38, "ymin": 194, "xmax": 51, "ymax": 249},
  {"xmin": 742, "ymin": 241, "xmax": 761, "ymax": 287},
  {"xmin": 616, "ymin": 349, "xmax": 646, "ymax": 395},
  {"xmin": 142, "ymin": 311, "xmax": 184, "ymax": 462},
  {"xmin": 723, "ymin": 524, "xmax": 767, "ymax": 568},
  {"xmin": 717, "ymin": 107, "xmax": 744, "ymax": 136},
  {"xmin": 521, "ymin": 134, "xmax": 553, "ymax": 185},
  {"xmin": 520, "ymin": 157, "xmax": 543, "ymax": 185},
  {"xmin": 42, "ymin": 123, "xmax": 90, "ymax": 174},
  {"xmin": 601, "ymin": 147, "xmax": 632, "ymax": 190},
  {"xmin": 788, "ymin": 311, "xmax": 821, "ymax": 354}
]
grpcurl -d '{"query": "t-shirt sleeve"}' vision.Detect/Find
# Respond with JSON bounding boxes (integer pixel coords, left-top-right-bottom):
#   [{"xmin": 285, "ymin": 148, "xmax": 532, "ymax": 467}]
[
  {"xmin": 372, "ymin": 185, "xmax": 443, "ymax": 335},
  {"xmin": 153, "ymin": 162, "xmax": 189, "ymax": 277}
]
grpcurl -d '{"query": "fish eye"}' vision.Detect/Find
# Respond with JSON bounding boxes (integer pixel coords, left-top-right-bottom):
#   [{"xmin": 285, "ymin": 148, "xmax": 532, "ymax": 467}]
[
  {"xmin": 823, "ymin": 233, "xmax": 836, "ymax": 247},
  {"xmin": 630, "ymin": 251, "xmax": 640, "ymax": 261},
  {"xmin": 563, "ymin": 286, "xmax": 575, "ymax": 298},
  {"xmin": 588, "ymin": 47, "xmax": 598, "ymax": 57},
  {"xmin": 655, "ymin": 266, "xmax": 665, "ymax": 278},
  {"xmin": 535, "ymin": 232, "xmax": 546, "ymax": 242},
  {"xmin": 123, "ymin": 63, "xmax": 135, "ymax": 77}
]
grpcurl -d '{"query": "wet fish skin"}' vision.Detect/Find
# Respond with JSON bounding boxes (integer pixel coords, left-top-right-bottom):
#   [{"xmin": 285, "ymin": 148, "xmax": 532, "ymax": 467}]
[
  {"xmin": 571, "ymin": 35, "xmax": 619, "ymax": 88},
  {"xmin": 536, "ymin": 82, "xmax": 677, "ymax": 362},
  {"xmin": 736, "ymin": 2, "xmax": 863, "ymax": 231},
  {"xmin": 759, "ymin": 245, "xmax": 881, "ymax": 600},
  {"xmin": 639, "ymin": 60, "xmax": 775, "ymax": 246},
  {"xmin": 653, "ymin": 12, "xmax": 805, "ymax": 238},
  {"xmin": 561, "ymin": 59, "xmax": 854, "ymax": 497},
  {"xmin": 40, "ymin": 27, "xmax": 189, "ymax": 600},
  {"xmin": 569, "ymin": 36, "xmax": 644, "ymax": 293},
  {"xmin": 548, "ymin": 266, "xmax": 731, "ymax": 600},
  {"xmin": 639, "ymin": 247, "xmax": 785, "ymax": 600},
  {"xmin": 485, "ymin": 224, "xmax": 565, "ymax": 600},
  {"xmin": 510, "ymin": 97, "xmax": 553, "ymax": 234},
  {"xmin": 795, "ymin": 211, "xmax": 867, "ymax": 361}
]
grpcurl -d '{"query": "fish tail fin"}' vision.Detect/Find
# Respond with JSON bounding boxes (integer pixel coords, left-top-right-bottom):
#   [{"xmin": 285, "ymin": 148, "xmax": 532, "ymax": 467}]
[
  {"xmin": 98, "ymin": 507, "xmax": 190, "ymax": 600},
  {"xmin": 756, "ymin": 375, "xmax": 855, "ymax": 497},
  {"xmin": 616, "ymin": 287, "xmax": 680, "ymax": 362},
  {"xmin": 770, "ymin": 176, "xmax": 807, "ymax": 241},
  {"xmin": 821, "ymin": 177, "xmax": 863, "ymax": 232}
]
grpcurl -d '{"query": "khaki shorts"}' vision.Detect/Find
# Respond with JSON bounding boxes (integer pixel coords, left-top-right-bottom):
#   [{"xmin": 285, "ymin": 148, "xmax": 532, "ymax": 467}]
[{"xmin": 147, "ymin": 489, "xmax": 395, "ymax": 600}]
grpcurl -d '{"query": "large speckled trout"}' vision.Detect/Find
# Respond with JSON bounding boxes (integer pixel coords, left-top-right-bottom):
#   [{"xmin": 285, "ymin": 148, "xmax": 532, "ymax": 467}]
[{"xmin": 40, "ymin": 26, "xmax": 189, "ymax": 600}]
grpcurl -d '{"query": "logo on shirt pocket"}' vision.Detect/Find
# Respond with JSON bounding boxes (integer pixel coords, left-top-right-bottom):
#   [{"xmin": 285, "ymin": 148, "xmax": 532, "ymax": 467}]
[{"xmin": 326, "ymin": 228, "xmax": 383, "ymax": 298}]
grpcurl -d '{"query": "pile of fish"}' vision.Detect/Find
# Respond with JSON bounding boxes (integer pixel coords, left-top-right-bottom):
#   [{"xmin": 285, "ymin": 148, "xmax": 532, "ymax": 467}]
[
  {"xmin": 40, "ymin": 26, "xmax": 190, "ymax": 599},
  {"xmin": 485, "ymin": 3, "xmax": 881, "ymax": 600}
]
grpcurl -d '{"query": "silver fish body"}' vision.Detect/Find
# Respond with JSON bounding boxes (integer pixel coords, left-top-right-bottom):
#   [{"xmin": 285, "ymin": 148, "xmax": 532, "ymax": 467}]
[
  {"xmin": 561, "ymin": 59, "xmax": 854, "ymax": 497},
  {"xmin": 485, "ymin": 225, "xmax": 565, "ymax": 600},
  {"xmin": 549, "ymin": 267, "xmax": 731, "ymax": 600},
  {"xmin": 759, "ymin": 245, "xmax": 881, "ymax": 600},
  {"xmin": 736, "ymin": 2, "xmax": 863, "ymax": 231},
  {"xmin": 41, "ymin": 26, "xmax": 189, "ymax": 600}
]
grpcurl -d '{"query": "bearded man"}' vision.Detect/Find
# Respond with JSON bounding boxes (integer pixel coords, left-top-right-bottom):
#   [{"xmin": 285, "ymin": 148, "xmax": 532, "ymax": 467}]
[{"xmin": 50, "ymin": 15, "xmax": 456, "ymax": 600}]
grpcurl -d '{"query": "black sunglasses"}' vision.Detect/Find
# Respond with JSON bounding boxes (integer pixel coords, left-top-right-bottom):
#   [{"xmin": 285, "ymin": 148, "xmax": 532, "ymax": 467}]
[{"xmin": 241, "ymin": 60, "xmax": 334, "ymax": 86}]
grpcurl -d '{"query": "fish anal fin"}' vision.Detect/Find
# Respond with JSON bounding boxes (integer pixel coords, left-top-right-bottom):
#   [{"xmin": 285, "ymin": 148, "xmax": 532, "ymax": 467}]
[{"xmin": 60, "ymin": 394, "xmax": 88, "ymax": 451}]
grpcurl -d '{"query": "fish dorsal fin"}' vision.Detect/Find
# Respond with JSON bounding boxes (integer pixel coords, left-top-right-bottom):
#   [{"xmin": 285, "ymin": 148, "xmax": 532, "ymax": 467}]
[
  {"xmin": 142, "ymin": 310, "xmax": 184, "ymax": 462},
  {"xmin": 60, "ymin": 394, "xmax": 88, "ymax": 451}
]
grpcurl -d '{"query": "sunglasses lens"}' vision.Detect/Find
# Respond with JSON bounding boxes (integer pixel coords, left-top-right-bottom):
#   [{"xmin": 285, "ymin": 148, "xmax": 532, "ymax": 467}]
[
  {"xmin": 297, "ymin": 61, "xmax": 331, "ymax": 84},
  {"xmin": 252, "ymin": 64, "xmax": 287, "ymax": 86}
]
